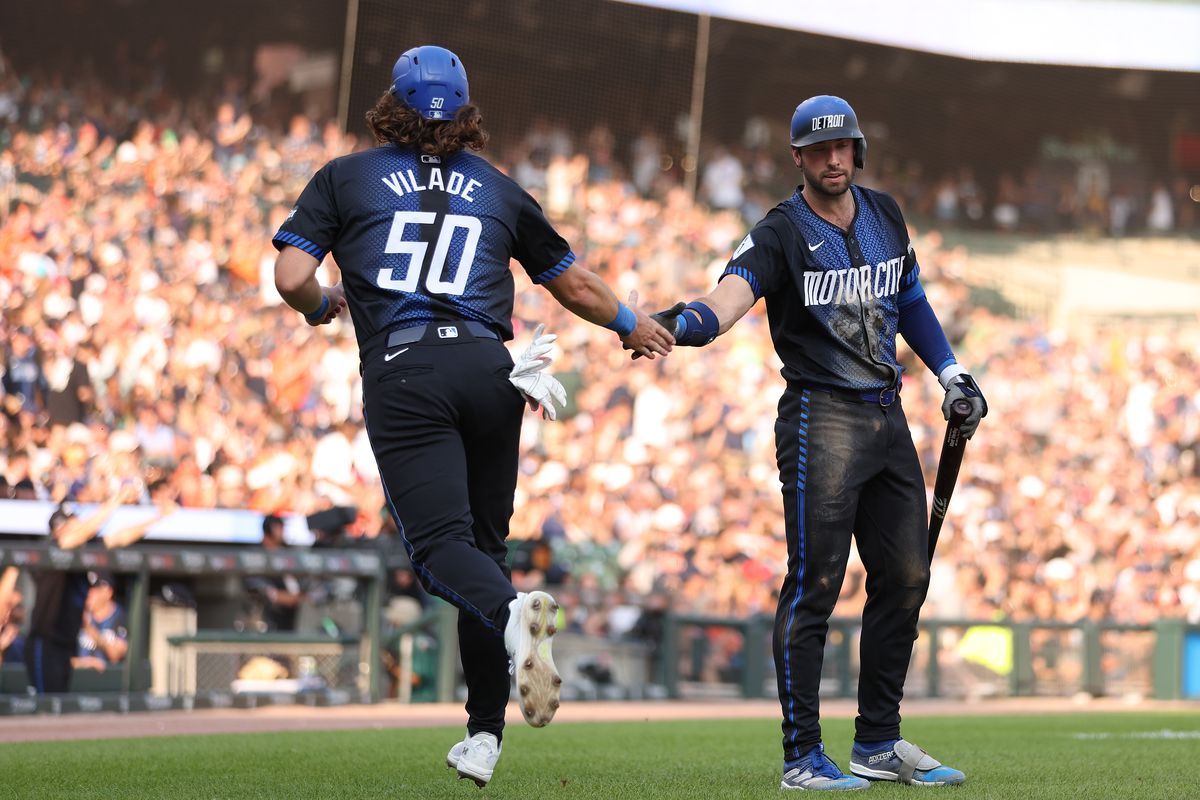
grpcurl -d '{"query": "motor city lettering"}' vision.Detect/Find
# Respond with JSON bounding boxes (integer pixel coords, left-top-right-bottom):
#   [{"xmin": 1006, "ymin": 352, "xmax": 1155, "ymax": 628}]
[
  {"xmin": 381, "ymin": 168, "xmax": 481, "ymax": 202},
  {"xmin": 803, "ymin": 256, "xmax": 903, "ymax": 306},
  {"xmin": 811, "ymin": 114, "xmax": 845, "ymax": 131}
]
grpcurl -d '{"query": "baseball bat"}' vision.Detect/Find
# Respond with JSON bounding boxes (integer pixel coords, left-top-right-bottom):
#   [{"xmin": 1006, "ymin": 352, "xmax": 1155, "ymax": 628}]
[{"xmin": 928, "ymin": 398, "xmax": 973, "ymax": 561}]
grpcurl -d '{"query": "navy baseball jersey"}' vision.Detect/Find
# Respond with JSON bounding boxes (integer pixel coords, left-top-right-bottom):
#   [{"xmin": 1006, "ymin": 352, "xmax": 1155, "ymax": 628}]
[
  {"xmin": 77, "ymin": 606, "xmax": 128, "ymax": 665},
  {"xmin": 273, "ymin": 147, "xmax": 575, "ymax": 346},
  {"xmin": 720, "ymin": 184, "xmax": 918, "ymax": 391}
]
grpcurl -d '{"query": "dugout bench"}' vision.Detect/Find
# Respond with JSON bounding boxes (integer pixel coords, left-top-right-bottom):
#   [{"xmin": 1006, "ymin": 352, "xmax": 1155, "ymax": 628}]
[{"xmin": 0, "ymin": 541, "xmax": 387, "ymax": 703}]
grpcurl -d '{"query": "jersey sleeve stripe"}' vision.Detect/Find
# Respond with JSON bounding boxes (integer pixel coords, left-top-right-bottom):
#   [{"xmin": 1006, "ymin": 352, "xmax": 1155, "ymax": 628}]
[
  {"xmin": 530, "ymin": 250, "xmax": 575, "ymax": 285},
  {"xmin": 720, "ymin": 266, "xmax": 762, "ymax": 299},
  {"xmin": 272, "ymin": 231, "xmax": 328, "ymax": 261},
  {"xmin": 897, "ymin": 278, "xmax": 925, "ymax": 308}
]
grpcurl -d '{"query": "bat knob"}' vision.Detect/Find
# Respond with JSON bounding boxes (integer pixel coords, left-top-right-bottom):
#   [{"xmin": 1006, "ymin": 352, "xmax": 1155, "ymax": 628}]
[{"xmin": 951, "ymin": 399, "xmax": 972, "ymax": 417}]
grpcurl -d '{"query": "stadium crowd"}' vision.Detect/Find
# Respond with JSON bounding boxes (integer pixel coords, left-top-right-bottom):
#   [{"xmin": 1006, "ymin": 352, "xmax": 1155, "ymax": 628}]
[{"xmin": 1, "ymin": 59, "xmax": 1199, "ymax": 671}]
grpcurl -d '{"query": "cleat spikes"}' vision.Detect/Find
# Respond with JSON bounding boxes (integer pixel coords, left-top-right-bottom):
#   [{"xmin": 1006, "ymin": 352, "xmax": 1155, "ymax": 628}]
[{"xmin": 507, "ymin": 590, "xmax": 562, "ymax": 729}]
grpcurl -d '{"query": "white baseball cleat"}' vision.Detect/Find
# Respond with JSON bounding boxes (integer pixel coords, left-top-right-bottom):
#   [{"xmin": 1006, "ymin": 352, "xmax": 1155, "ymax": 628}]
[
  {"xmin": 450, "ymin": 732, "xmax": 502, "ymax": 787},
  {"xmin": 504, "ymin": 590, "xmax": 562, "ymax": 727},
  {"xmin": 446, "ymin": 735, "xmax": 469, "ymax": 769}
]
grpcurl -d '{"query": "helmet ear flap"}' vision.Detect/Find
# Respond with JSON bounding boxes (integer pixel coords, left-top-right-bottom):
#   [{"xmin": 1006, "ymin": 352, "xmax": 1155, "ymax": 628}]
[{"xmin": 854, "ymin": 139, "xmax": 866, "ymax": 169}]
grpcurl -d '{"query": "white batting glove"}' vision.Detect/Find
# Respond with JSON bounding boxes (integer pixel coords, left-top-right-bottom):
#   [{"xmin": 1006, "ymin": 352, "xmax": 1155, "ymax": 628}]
[{"xmin": 509, "ymin": 324, "xmax": 568, "ymax": 421}]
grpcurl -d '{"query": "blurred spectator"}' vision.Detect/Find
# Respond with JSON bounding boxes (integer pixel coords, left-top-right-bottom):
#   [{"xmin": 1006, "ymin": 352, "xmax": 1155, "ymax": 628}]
[
  {"xmin": 242, "ymin": 513, "xmax": 305, "ymax": 632},
  {"xmin": 1, "ymin": 566, "xmax": 17, "ymax": 615},
  {"xmin": 1145, "ymin": 182, "xmax": 1174, "ymax": 234},
  {"xmin": 0, "ymin": 62, "xmax": 1195, "ymax": 697},
  {"xmin": 385, "ymin": 561, "xmax": 428, "ymax": 629},
  {"xmin": 72, "ymin": 570, "xmax": 129, "ymax": 673},
  {"xmin": 0, "ymin": 599, "xmax": 26, "ymax": 667},
  {"xmin": 701, "ymin": 146, "xmax": 745, "ymax": 211},
  {"xmin": 0, "ymin": 565, "xmax": 23, "ymax": 666},
  {"xmin": 23, "ymin": 482, "xmax": 159, "ymax": 693},
  {"xmin": 3, "ymin": 327, "xmax": 45, "ymax": 415}
]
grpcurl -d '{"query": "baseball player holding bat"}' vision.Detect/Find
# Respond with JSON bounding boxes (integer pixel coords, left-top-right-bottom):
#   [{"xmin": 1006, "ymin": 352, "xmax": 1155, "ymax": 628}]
[{"xmin": 645, "ymin": 96, "xmax": 986, "ymax": 790}]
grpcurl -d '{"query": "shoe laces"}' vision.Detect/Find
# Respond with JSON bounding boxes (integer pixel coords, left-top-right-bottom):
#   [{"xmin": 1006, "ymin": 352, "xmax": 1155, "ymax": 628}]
[
  {"xmin": 804, "ymin": 745, "xmax": 843, "ymax": 780},
  {"xmin": 469, "ymin": 734, "xmax": 499, "ymax": 757}
]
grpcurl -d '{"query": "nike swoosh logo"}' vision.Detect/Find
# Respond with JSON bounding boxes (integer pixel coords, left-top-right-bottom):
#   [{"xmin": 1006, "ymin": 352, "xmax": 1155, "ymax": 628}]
[
  {"xmin": 808, "ymin": 241, "xmax": 825, "ymax": 252},
  {"xmin": 384, "ymin": 348, "xmax": 409, "ymax": 361}
]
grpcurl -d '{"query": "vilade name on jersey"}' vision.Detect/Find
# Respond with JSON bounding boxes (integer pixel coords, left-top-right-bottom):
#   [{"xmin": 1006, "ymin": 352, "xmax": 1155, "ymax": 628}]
[
  {"xmin": 382, "ymin": 167, "xmax": 483, "ymax": 202},
  {"xmin": 802, "ymin": 255, "xmax": 904, "ymax": 307}
]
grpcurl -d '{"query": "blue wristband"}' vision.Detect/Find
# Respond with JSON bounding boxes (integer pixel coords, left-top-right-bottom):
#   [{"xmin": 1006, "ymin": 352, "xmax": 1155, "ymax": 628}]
[
  {"xmin": 303, "ymin": 294, "xmax": 330, "ymax": 324},
  {"xmin": 676, "ymin": 301, "xmax": 720, "ymax": 346},
  {"xmin": 603, "ymin": 303, "xmax": 637, "ymax": 337}
]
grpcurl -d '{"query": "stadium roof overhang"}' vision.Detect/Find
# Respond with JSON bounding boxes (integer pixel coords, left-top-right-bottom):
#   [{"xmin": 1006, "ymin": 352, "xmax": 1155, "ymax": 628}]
[{"xmin": 615, "ymin": 0, "xmax": 1200, "ymax": 73}]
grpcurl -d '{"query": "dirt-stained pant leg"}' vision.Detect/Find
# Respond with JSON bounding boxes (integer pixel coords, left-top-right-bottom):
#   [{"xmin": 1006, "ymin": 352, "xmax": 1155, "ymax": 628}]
[
  {"xmin": 851, "ymin": 398, "xmax": 929, "ymax": 743},
  {"xmin": 773, "ymin": 389, "xmax": 879, "ymax": 764}
]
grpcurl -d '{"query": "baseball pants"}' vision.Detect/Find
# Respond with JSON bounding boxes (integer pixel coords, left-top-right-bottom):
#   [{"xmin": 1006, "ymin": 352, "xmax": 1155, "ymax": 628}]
[
  {"xmin": 772, "ymin": 388, "xmax": 930, "ymax": 764},
  {"xmin": 362, "ymin": 324, "xmax": 525, "ymax": 739}
]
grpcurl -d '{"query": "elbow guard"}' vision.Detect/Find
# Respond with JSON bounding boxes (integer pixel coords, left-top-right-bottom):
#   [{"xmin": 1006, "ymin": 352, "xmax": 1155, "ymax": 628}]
[{"xmin": 676, "ymin": 301, "xmax": 720, "ymax": 346}]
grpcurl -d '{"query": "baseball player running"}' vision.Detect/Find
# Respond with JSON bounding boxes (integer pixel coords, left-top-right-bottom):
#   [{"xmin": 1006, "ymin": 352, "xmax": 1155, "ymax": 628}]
[
  {"xmin": 272, "ymin": 45, "xmax": 673, "ymax": 787},
  {"xmin": 645, "ymin": 95, "xmax": 985, "ymax": 790}
]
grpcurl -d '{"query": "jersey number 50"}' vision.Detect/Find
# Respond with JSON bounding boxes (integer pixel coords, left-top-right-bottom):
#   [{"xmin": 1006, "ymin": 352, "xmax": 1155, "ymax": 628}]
[{"xmin": 378, "ymin": 211, "xmax": 481, "ymax": 296}]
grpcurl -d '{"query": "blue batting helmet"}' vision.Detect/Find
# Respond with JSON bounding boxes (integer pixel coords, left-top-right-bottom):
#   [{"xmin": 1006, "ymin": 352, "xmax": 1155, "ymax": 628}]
[
  {"xmin": 389, "ymin": 45, "xmax": 469, "ymax": 121},
  {"xmin": 789, "ymin": 95, "xmax": 866, "ymax": 169}
]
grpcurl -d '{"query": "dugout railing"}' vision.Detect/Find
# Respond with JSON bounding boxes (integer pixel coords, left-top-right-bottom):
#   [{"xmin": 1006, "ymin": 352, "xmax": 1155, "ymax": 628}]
[
  {"xmin": 0, "ymin": 541, "xmax": 386, "ymax": 713},
  {"xmin": 661, "ymin": 613, "xmax": 1200, "ymax": 702}
]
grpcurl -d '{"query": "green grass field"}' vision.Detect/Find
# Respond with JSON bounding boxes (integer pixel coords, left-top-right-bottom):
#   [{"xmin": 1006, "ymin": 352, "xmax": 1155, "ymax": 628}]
[{"xmin": 2, "ymin": 711, "xmax": 1198, "ymax": 799}]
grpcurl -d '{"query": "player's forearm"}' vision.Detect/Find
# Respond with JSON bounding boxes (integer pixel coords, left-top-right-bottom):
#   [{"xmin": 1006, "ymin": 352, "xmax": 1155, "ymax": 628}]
[
  {"xmin": 544, "ymin": 268, "xmax": 622, "ymax": 327},
  {"xmin": 101, "ymin": 639, "xmax": 128, "ymax": 664},
  {"xmin": 104, "ymin": 514, "xmax": 163, "ymax": 549},
  {"xmin": 276, "ymin": 272, "xmax": 325, "ymax": 316},
  {"xmin": 57, "ymin": 496, "xmax": 123, "ymax": 550},
  {"xmin": 0, "ymin": 567, "xmax": 17, "ymax": 612},
  {"xmin": 665, "ymin": 276, "xmax": 757, "ymax": 345},
  {"xmin": 688, "ymin": 293, "xmax": 742, "ymax": 336},
  {"xmin": 274, "ymin": 247, "xmax": 325, "ymax": 316}
]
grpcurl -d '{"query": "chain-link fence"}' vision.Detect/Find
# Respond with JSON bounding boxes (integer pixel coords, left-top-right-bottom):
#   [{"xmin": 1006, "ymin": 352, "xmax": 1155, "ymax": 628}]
[
  {"xmin": 167, "ymin": 633, "xmax": 366, "ymax": 698},
  {"xmin": 346, "ymin": 0, "xmax": 1199, "ymax": 204}
]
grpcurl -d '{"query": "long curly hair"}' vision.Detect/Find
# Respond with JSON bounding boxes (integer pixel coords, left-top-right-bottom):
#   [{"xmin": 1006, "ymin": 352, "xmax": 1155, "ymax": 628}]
[{"xmin": 365, "ymin": 91, "xmax": 489, "ymax": 156}]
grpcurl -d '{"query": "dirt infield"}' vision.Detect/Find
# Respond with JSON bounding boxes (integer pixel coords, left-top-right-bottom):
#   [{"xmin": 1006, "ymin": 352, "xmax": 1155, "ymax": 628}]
[{"xmin": 1, "ymin": 696, "xmax": 1195, "ymax": 743}]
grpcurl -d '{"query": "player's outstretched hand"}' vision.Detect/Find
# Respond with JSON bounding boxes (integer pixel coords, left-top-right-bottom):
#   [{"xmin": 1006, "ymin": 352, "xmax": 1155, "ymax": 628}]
[
  {"xmin": 305, "ymin": 283, "xmax": 347, "ymax": 326},
  {"xmin": 620, "ymin": 291, "xmax": 675, "ymax": 360},
  {"xmin": 630, "ymin": 301, "xmax": 685, "ymax": 360}
]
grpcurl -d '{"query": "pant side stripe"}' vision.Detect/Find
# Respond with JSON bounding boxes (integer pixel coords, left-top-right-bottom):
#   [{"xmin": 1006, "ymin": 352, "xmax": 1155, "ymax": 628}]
[{"xmin": 782, "ymin": 389, "xmax": 811, "ymax": 748}]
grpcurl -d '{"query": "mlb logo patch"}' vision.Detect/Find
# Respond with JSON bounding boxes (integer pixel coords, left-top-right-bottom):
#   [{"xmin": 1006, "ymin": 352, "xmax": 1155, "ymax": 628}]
[{"xmin": 437, "ymin": 326, "xmax": 459, "ymax": 339}]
